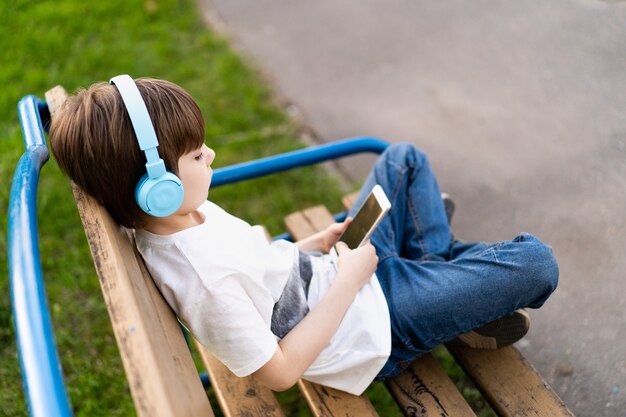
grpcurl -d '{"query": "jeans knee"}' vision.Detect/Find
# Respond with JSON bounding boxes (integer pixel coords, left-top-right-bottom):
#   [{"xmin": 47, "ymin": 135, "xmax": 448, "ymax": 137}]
[
  {"xmin": 519, "ymin": 233, "xmax": 559, "ymax": 296},
  {"xmin": 382, "ymin": 143, "xmax": 428, "ymax": 171},
  {"xmin": 538, "ymin": 250, "xmax": 559, "ymax": 297}
]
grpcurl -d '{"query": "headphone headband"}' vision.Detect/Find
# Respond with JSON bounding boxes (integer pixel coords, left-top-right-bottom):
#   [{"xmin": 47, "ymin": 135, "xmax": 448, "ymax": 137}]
[
  {"xmin": 110, "ymin": 74, "xmax": 165, "ymax": 179},
  {"xmin": 109, "ymin": 74, "xmax": 184, "ymax": 217}
]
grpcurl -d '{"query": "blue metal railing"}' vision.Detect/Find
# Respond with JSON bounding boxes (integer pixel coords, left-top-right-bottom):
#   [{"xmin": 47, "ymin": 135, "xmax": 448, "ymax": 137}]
[
  {"xmin": 211, "ymin": 137, "xmax": 388, "ymax": 187},
  {"xmin": 8, "ymin": 93, "xmax": 389, "ymax": 416},
  {"xmin": 9, "ymin": 95, "xmax": 73, "ymax": 417}
]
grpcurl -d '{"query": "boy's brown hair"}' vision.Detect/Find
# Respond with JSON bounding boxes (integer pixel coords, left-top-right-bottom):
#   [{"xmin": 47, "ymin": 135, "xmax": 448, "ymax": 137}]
[{"xmin": 49, "ymin": 78, "xmax": 205, "ymax": 228}]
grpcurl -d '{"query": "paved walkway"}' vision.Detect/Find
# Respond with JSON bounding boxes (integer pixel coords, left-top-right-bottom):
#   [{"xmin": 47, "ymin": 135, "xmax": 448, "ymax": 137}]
[{"xmin": 199, "ymin": 1, "xmax": 626, "ymax": 415}]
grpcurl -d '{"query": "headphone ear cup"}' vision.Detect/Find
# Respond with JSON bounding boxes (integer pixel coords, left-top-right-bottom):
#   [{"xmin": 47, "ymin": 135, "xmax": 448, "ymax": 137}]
[{"xmin": 135, "ymin": 172, "xmax": 184, "ymax": 217}]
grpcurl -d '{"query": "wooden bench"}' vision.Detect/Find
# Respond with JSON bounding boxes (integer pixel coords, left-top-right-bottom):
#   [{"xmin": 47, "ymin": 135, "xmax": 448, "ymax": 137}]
[{"xmin": 46, "ymin": 87, "xmax": 575, "ymax": 417}]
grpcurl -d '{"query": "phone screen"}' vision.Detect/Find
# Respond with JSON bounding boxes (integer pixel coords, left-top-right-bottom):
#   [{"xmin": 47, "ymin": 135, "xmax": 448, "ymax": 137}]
[{"xmin": 339, "ymin": 191, "xmax": 384, "ymax": 249}]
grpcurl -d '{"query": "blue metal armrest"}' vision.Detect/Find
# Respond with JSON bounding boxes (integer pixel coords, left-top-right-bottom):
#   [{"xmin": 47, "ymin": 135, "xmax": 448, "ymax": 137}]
[
  {"xmin": 8, "ymin": 94, "xmax": 389, "ymax": 417},
  {"xmin": 9, "ymin": 96, "xmax": 72, "ymax": 417},
  {"xmin": 211, "ymin": 137, "xmax": 388, "ymax": 187}
]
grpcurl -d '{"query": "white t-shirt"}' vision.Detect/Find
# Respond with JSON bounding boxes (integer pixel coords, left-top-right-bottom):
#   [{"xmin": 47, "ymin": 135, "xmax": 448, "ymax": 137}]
[{"xmin": 135, "ymin": 200, "xmax": 391, "ymax": 395}]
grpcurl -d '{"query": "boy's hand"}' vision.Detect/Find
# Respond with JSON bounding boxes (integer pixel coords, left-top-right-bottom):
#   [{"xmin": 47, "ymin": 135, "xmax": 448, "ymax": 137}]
[
  {"xmin": 334, "ymin": 240, "xmax": 378, "ymax": 290},
  {"xmin": 320, "ymin": 217, "xmax": 352, "ymax": 253},
  {"xmin": 294, "ymin": 218, "xmax": 352, "ymax": 253}
]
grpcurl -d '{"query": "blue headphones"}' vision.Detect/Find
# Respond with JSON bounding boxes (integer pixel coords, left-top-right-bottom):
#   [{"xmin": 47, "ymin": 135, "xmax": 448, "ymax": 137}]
[{"xmin": 110, "ymin": 74, "xmax": 184, "ymax": 217}]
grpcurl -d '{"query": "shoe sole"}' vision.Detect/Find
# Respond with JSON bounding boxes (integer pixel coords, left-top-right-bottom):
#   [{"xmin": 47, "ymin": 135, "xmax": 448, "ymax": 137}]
[{"xmin": 453, "ymin": 309, "xmax": 531, "ymax": 350}]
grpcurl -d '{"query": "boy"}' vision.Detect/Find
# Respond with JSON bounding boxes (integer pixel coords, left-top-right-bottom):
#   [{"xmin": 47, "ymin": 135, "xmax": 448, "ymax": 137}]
[{"xmin": 49, "ymin": 76, "xmax": 558, "ymax": 395}]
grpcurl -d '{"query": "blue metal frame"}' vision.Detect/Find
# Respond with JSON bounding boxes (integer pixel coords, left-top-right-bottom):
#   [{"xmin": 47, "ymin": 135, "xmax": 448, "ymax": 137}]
[
  {"xmin": 8, "ymin": 93, "xmax": 389, "ymax": 416},
  {"xmin": 9, "ymin": 96, "xmax": 73, "ymax": 417},
  {"xmin": 211, "ymin": 137, "xmax": 388, "ymax": 187}
]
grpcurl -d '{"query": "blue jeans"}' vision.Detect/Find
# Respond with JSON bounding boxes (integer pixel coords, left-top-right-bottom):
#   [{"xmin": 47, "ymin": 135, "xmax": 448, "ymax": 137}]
[{"xmin": 348, "ymin": 144, "xmax": 559, "ymax": 379}]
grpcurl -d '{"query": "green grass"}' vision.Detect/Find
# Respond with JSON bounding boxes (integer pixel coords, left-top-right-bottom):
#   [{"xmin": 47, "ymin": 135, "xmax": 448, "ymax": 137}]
[{"xmin": 1, "ymin": 1, "xmax": 494, "ymax": 416}]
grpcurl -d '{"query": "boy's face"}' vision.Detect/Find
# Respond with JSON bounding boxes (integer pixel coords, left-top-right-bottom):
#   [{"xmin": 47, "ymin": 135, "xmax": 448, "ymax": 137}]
[{"xmin": 176, "ymin": 144, "xmax": 216, "ymax": 213}]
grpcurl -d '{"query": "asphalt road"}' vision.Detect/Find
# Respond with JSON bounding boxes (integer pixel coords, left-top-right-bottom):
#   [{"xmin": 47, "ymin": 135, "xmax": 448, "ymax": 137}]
[{"xmin": 199, "ymin": 1, "xmax": 626, "ymax": 415}]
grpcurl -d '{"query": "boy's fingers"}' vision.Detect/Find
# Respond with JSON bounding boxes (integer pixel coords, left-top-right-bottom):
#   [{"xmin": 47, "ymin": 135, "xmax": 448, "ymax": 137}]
[
  {"xmin": 339, "ymin": 217, "xmax": 352, "ymax": 232},
  {"xmin": 330, "ymin": 218, "xmax": 350, "ymax": 233},
  {"xmin": 335, "ymin": 241, "xmax": 349, "ymax": 253}
]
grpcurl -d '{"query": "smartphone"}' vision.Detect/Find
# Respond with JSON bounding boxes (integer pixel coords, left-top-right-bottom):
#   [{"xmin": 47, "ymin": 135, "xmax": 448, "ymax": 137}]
[{"xmin": 330, "ymin": 185, "xmax": 391, "ymax": 264}]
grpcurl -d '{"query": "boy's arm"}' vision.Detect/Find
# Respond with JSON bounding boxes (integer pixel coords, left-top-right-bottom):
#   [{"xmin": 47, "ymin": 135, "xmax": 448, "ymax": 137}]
[{"xmin": 252, "ymin": 241, "xmax": 376, "ymax": 391}]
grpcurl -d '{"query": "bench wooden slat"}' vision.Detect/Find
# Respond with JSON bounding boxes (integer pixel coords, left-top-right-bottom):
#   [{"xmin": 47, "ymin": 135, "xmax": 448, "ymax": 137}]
[
  {"xmin": 45, "ymin": 86, "xmax": 68, "ymax": 118},
  {"xmin": 385, "ymin": 353, "xmax": 477, "ymax": 417},
  {"xmin": 286, "ymin": 204, "xmax": 336, "ymax": 241},
  {"xmin": 196, "ymin": 343, "xmax": 286, "ymax": 417},
  {"xmin": 285, "ymin": 206, "xmax": 333, "ymax": 240},
  {"xmin": 341, "ymin": 191, "xmax": 360, "ymax": 211},
  {"xmin": 447, "ymin": 346, "xmax": 575, "ymax": 417},
  {"xmin": 302, "ymin": 205, "xmax": 336, "ymax": 232},
  {"xmin": 47, "ymin": 86, "xmax": 214, "ymax": 417},
  {"xmin": 298, "ymin": 380, "xmax": 379, "ymax": 417}
]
